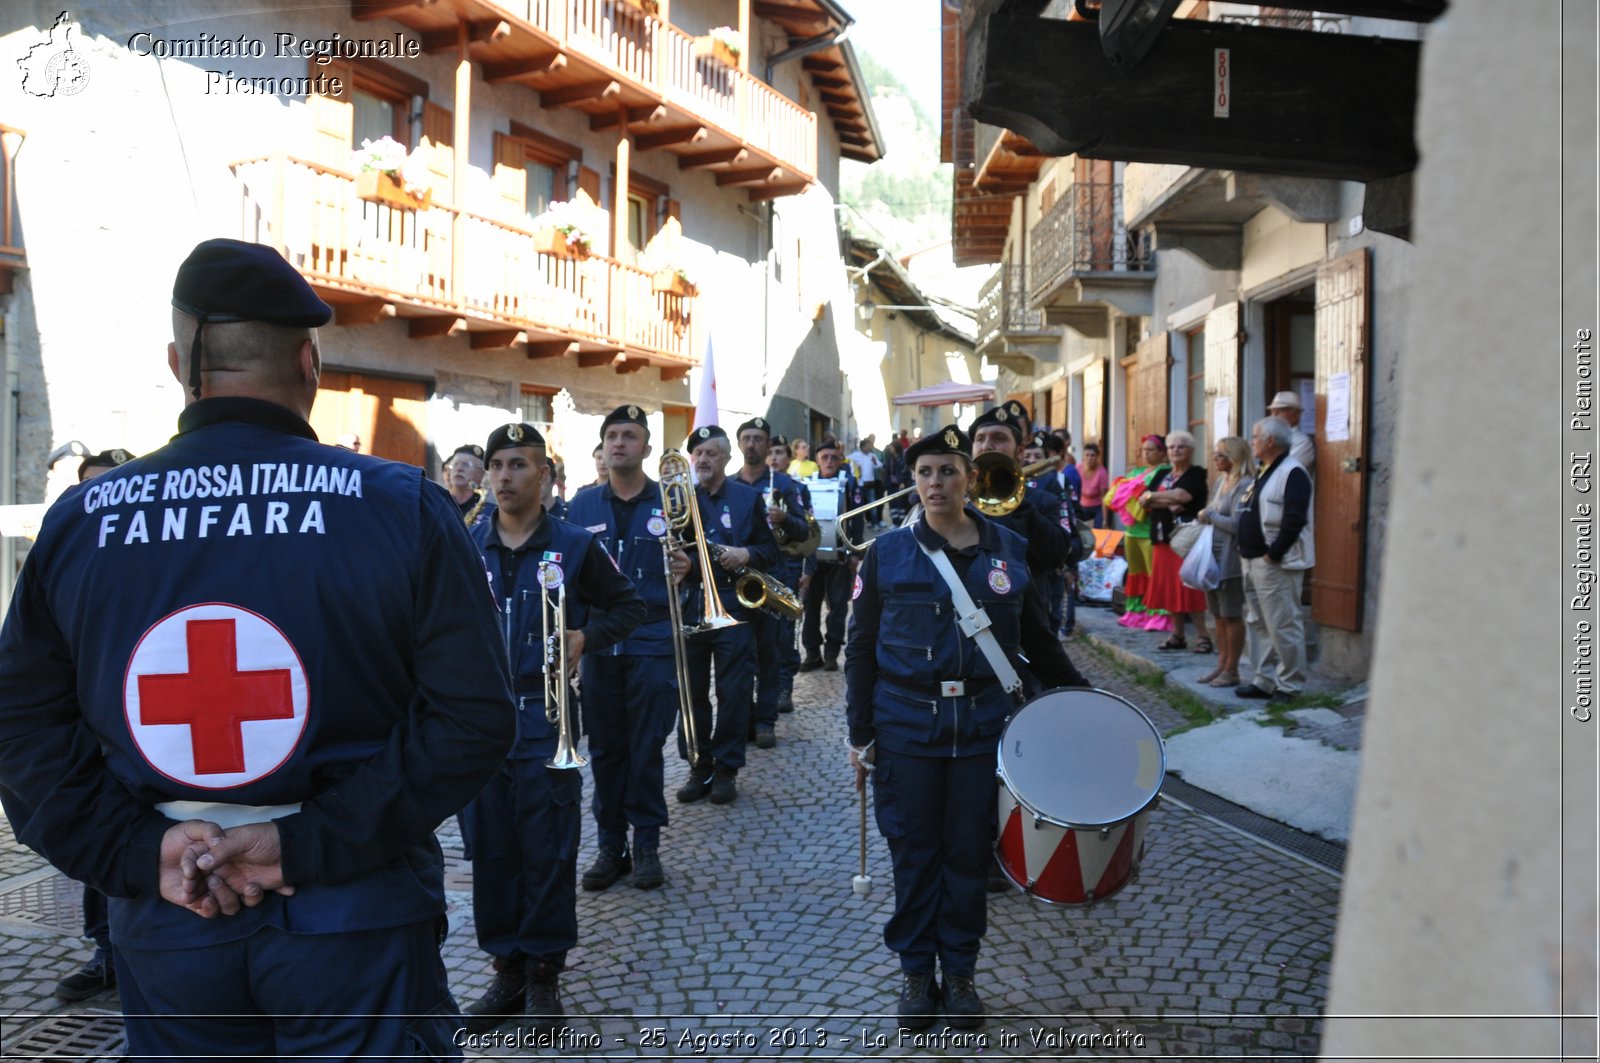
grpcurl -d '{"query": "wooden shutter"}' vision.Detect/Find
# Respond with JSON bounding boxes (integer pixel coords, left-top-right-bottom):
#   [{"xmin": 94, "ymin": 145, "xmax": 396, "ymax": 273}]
[
  {"xmin": 1082, "ymin": 358, "xmax": 1105, "ymax": 449},
  {"xmin": 421, "ymin": 102, "xmax": 453, "ymax": 205},
  {"xmin": 1204, "ymin": 301, "xmax": 1242, "ymax": 454},
  {"xmin": 307, "ymin": 60, "xmax": 354, "ymax": 170},
  {"xmin": 1310, "ymin": 248, "xmax": 1370, "ymax": 632},
  {"xmin": 665, "ymin": 198, "xmax": 681, "ymax": 223},
  {"xmin": 1050, "ymin": 381, "xmax": 1067, "ymax": 429},
  {"xmin": 577, "ymin": 166, "xmax": 601, "ymax": 202},
  {"xmin": 1122, "ymin": 332, "xmax": 1170, "ymax": 466},
  {"xmin": 310, "ymin": 371, "xmax": 430, "ymax": 467},
  {"xmin": 493, "ymin": 132, "xmax": 526, "ymax": 219}
]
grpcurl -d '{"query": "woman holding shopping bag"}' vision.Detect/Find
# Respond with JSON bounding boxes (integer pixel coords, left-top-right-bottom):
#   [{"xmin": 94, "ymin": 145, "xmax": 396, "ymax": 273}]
[{"xmin": 1194, "ymin": 436, "xmax": 1256, "ymax": 687}]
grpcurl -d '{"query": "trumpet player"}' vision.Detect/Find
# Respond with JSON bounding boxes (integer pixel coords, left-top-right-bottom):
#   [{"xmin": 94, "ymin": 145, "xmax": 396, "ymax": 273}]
[
  {"xmin": 460, "ymin": 422, "xmax": 645, "ymax": 1034},
  {"xmin": 969, "ymin": 406, "xmax": 1084, "ymax": 601},
  {"xmin": 679, "ymin": 425, "xmax": 782, "ymax": 804},
  {"xmin": 733, "ymin": 417, "xmax": 812, "ymax": 746},
  {"xmin": 567, "ymin": 406, "xmax": 693, "ymax": 894}
]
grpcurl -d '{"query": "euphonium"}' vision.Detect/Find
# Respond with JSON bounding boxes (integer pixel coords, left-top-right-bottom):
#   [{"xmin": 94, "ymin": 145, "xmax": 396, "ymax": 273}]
[
  {"xmin": 539, "ymin": 561, "xmax": 586, "ymax": 770},
  {"xmin": 972, "ymin": 454, "xmax": 1059, "ymax": 517}
]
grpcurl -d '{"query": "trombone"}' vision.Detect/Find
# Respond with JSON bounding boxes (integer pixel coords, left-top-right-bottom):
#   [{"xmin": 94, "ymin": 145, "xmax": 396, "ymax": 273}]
[
  {"xmin": 538, "ymin": 562, "xmax": 586, "ymax": 770},
  {"xmin": 834, "ymin": 455, "xmax": 1060, "ymax": 552}
]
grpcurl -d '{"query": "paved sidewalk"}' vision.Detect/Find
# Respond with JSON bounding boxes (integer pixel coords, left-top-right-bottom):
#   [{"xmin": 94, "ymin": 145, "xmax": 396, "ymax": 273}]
[
  {"xmin": 1073, "ymin": 605, "xmax": 1366, "ymax": 842},
  {"xmin": 0, "ymin": 650, "xmax": 1342, "ymax": 1060}
]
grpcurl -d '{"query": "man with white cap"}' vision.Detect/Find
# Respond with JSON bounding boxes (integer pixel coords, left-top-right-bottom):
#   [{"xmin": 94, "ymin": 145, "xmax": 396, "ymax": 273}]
[{"xmin": 1266, "ymin": 390, "xmax": 1316, "ymax": 475}]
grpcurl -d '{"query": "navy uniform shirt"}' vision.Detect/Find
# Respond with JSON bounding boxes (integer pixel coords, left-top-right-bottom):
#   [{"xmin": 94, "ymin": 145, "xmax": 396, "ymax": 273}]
[
  {"xmin": 473, "ymin": 509, "xmax": 644, "ymax": 757},
  {"xmin": 685, "ymin": 476, "xmax": 781, "ymax": 622},
  {"xmin": 566, "ymin": 478, "xmax": 677, "ymax": 657},
  {"xmin": 0, "ymin": 397, "xmax": 514, "ymax": 946},
  {"xmin": 844, "ymin": 508, "xmax": 1084, "ymax": 756},
  {"xmin": 996, "ymin": 484, "xmax": 1078, "ymax": 574},
  {"xmin": 733, "ymin": 466, "xmax": 811, "ymax": 587}
]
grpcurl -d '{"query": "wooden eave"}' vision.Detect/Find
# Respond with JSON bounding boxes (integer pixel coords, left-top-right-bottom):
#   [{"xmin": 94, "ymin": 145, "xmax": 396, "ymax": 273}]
[{"xmin": 352, "ymin": 0, "xmax": 818, "ymax": 193}]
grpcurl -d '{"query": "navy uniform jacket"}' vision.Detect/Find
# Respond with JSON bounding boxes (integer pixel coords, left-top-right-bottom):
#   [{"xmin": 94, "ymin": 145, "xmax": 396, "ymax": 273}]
[
  {"xmin": 472, "ymin": 511, "xmax": 644, "ymax": 759},
  {"xmin": 733, "ymin": 467, "xmax": 810, "ymax": 587},
  {"xmin": 844, "ymin": 508, "xmax": 1084, "ymax": 758},
  {"xmin": 0, "ymin": 398, "xmax": 514, "ymax": 947},
  {"xmin": 566, "ymin": 478, "xmax": 677, "ymax": 657},
  {"xmin": 998, "ymin": 484, "xmax": 1080, "ymax": 573},
  {"xmin": 685, "ymin": 476, "xmax": 781, "ymax": 622}
]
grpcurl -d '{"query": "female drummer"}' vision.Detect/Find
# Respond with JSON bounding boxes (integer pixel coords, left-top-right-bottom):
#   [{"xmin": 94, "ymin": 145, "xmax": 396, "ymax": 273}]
[{"xmin": 844, "ymin": 426, "xmax": 1087, "ymax": 1031}]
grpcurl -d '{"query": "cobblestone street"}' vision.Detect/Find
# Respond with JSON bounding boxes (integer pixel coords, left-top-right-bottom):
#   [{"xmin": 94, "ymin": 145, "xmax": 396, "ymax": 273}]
[{"xmin": 0, "ymin": 632, "xmax": 1343, "ymax": 1060}]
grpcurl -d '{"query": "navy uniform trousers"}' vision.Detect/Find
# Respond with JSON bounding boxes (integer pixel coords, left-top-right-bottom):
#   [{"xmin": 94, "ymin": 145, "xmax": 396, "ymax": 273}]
[
  {"xmin": 115, "ymin": 919, "xmax": 457, "ymax": 1061},
  {"xmin": 682, "ymin": 623, "xmax": 755, "ymax": 771},
  {"xmin": 801, "ymin": 560, "xmax": 852, "ymax": 660},
  {"xmin": 458, "ymin": 740, "xmax": 581, "ymax": 970},
  {"xmin": 581, "ymin": 652, "xmax": 679, "ymax": 852}
]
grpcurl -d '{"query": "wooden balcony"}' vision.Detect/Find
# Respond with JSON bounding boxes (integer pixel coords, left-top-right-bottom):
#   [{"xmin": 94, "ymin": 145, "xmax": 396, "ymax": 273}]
[
  {"xmin": 355, "ymin": 0, "xmax": 817, "ymax": 197},
  {"xmin": 232, "ymin": 155, "xmax": 697, "ymax": 375}
]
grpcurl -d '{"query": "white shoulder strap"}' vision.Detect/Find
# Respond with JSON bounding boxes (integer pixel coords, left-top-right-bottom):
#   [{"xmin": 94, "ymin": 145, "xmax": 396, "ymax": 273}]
[{"xmin": 917, "ymin": 541, "xmax": 1023, "ymax": 694}]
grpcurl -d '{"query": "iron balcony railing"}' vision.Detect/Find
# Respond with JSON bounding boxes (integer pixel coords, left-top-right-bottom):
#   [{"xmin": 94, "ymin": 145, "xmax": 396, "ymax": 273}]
[
  {"xmin": 977, "ymin": 264, "xmax": 1057, "ymax": 350},
  {"xmin": 1028, "ymin": 176, "xmax": 1153, "ymax": 305}
]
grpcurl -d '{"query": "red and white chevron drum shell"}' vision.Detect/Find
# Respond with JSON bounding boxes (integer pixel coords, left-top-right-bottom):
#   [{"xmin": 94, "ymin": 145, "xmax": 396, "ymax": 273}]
[{"xmin": 995, "ymin": 688, "xmax": 1165, "ymax": 906}]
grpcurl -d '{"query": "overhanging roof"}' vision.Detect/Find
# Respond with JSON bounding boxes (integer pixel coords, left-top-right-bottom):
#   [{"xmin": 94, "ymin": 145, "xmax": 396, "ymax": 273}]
[{"xmin": 758, "ymin": 0, "xmax": 885, "ymax": 163}]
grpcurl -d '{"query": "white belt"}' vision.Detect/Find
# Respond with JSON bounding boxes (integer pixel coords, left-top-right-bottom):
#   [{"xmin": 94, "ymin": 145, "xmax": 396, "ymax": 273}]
[{"xmin": 155, "ymin": 800, "xmax": 303, "ymax": 830}]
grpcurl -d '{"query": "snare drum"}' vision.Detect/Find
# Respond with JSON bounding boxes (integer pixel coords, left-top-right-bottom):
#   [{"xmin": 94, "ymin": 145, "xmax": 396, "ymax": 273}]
[{"xmin": 995, "ymin": 688, "xmax": 1164, "ymax": 905}]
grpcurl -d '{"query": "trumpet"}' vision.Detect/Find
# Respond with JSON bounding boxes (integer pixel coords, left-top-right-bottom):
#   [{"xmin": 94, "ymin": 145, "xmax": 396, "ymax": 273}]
[{"xmin": 538, "ymin": 562, "xmax": 586, "ymax": 771}]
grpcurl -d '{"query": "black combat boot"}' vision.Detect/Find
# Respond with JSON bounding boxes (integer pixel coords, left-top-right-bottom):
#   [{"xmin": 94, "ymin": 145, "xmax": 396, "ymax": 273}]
[{"xmin": 464, "ymin": 957, "xmax": 525, "ymax": 1033}]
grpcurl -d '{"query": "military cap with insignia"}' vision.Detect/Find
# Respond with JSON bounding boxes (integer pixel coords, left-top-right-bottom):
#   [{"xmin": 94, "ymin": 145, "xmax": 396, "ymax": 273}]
[
  {"xmin": 686, "ymin": 424, "xmax": 728, "ymax": 449},
  {"xmin": 600, "ymin": 404, "xmax": 650, "ymax": 437},
  {"xmin": 736, "ymin": 416, "xmax": 772, "ymax": 439},
  {"xmin": 814, "ymin": 438, "xmax": 842, "ymax": 455},
  {"xmin": 1028, "ymin": 430, "xmax": 1050, "ymax": 450},
  {"xmin": 769, "ymin": 433, "xmax": 788, "ymax": 448},
  {"xmin": 485, "ymin": 422, "xmax": 546, "ymax": 461},
  {"xmin": 78, "ymin": 447, "xmax": 136, "ymax": 482},
  {"xmin": 968, "ymin": 405, "xmax": 1024, "ymax": 444},
  {"xmin": 171, "ymin": 238, "xmax": 334, "ymax": 399},
  {"xmin": 905, "ymin": 425, "xmax": 972, "ymax": 467},
  {"xmin": 1004, "ymin": 399, "xmax": 1031, "ymax": 427},
  {"xmin": 450, "ymin": 443, "xmax": 486, "ymax": 463}
]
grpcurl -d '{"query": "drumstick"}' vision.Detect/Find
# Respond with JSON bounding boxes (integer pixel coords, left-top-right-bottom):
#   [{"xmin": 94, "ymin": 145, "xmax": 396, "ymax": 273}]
[{"xmin": 852, "ymin": 783, "xmax": 872, "ymax": 896}]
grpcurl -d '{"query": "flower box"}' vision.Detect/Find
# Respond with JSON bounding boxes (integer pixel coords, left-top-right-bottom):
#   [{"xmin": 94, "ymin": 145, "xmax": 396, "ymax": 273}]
[
  {"xmin": 532, "ymin": 228, "xmax": 588, "ymax": 260},
  {"xmin": 652, "ymin": 269, "xmax": 697, "ymax": 297},
  {"xmin": 356, "ymin": 170, "xmax": 430, "ymax": 210},
  {"xmin": 693, "ymin": 36, "xmax": 739, "ymax": 67}
]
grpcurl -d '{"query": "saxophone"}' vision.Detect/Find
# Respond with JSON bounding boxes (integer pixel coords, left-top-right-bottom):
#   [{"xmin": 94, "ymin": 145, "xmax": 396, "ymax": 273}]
[
  {"xmin": 708, "ymin": 542, "xmax": 805, "ymax": 620},
  {"xmin": 463, "ymin": 484, "xmax": 491, "ymax": 527}
]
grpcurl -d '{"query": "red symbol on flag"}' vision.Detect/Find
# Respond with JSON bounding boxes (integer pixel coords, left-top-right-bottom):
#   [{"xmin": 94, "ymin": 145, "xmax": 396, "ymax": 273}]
[{"xmin": 137, "ymin": 618, "xmax": 295, "ymax": 775}]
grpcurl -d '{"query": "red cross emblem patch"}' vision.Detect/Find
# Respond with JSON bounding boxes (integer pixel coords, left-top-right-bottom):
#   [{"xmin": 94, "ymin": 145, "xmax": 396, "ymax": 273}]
[{"xmin": 123, "ymin": 604, "xmax": 308, "ymax": 789}]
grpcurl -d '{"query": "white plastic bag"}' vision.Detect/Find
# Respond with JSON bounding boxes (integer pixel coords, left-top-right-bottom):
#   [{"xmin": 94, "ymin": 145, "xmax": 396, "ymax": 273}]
[
  {"xmin": 1078, "ymin": 555, "xmax": 1128, "ymax": 602},
  {"xmin": 1178, "ymin": 525, "xmax": 1221, "ymax": 590}
]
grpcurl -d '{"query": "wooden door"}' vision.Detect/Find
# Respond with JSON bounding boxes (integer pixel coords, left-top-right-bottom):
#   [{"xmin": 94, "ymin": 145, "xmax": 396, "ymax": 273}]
[
  {"xmin": 1204, "ymin": 301, "xmax": 1243, "ymax": 454},
  {"xmin": 1082, "ymin": 358, "xmax": 1105, "ymax": 450},
  {"xmin": 1310, "ymin": 248, "xmax": 1369, "ymax": 632},
  {"xmin": 310, "ymin": 371, "xmax": 431, "ymax": 467},
  {"xmin": 1122, "ymin": 332, "xmax": 1170, "ymax": 466},
  {"xmin": 1049, "ymin": 380, "xmax": 1067, "ymax": 430}
]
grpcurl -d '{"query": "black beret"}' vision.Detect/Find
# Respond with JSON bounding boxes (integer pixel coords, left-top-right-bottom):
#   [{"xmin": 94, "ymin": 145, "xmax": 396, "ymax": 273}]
[
  {"xmin": 1004, "ymin": 399, "xmax": 1030, "ymax": 425},
  {"xmin": 600, "ymin": 404, "xmax": 650, "ymax": 438},
  {"xmin": 78, "ymin": 447, "xmax": 135, "ymax": 482},
  {"xmin": 1027, "ymin": 430, "xmax": 1050, "ymax": 450},
  {"xmin": 172, "ymin": 239, "xmax": 333, "ymax": 328},
  {"xmin": 450, "ymin": 443, "xmax": 485, "ymax": 462},
  {"xmin": 814, "ymin": 438, "xmax": 842, "ymax": 455},
  {"xmin": 769, "ymin": 434, "xmax": 789, "ymax": 448},
  {"xmin": 172, "ymin": 238, "xmax": 333, "ymax": 399},
  {"xmin": 686, "ymin": 424, "xmax": 728, "ymax": 449},
  {"xmin": 905, "ymin": 426, "xmax": 972, "ymax": 467},
  {"xmin": 485, "ymin": 422, "xmax": 546, "ymax": 462},
  {"xmin": 736, "ymin": 416, "xmax": 772, "ymax": 439},
  {"xmin": 968, "ymin": 406, "xmax": 1024, "ymax": 445}
]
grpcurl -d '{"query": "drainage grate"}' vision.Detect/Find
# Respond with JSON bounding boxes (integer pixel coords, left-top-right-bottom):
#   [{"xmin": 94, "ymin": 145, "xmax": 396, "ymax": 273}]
[
  {"xmin": 1163, "ymin": 773, "xmax": 1346, "ymax": 873},
  {"xmin": 0, "ymin": 873, "xmax": 84, "ymax": 933},
  {"xmin": 2, "ymin": 1012, "xmax": 125, "ymax": 1060}
]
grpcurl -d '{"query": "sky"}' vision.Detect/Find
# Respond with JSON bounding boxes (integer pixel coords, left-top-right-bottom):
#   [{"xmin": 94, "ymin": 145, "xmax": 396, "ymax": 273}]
[{"xmin": 842, "ymin": 1, "xmax": 943, "ymax": 120}]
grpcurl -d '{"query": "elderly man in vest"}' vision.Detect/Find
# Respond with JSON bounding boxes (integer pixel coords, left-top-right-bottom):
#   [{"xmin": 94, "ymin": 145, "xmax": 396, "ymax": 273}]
[{"xmin": 1233, "ymin": 416, "xmax": 1315, "ymax": 703}]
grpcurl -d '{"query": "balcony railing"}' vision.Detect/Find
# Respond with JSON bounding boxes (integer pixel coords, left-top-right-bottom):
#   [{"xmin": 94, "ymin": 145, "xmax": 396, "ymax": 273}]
[
  {"xmin": 493, "ymin": 0, "xmax": 817, "ymax": 179},
  {"xmin": 977, "ymin": 264, "xmax": 1056, "ymax": 350},
  {"xmin": 233, "ymin": 155, "xmax": 696, "ymax": 366},
  {"xmin": 1029, "ymin": 176, "xmax": 1153, "ymax": 305}
]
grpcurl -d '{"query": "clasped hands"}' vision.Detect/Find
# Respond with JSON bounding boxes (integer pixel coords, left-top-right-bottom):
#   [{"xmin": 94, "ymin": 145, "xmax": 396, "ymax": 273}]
[{"xmin": 159, "ymin": 819, "xmax": 294, "ymax": 919}]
